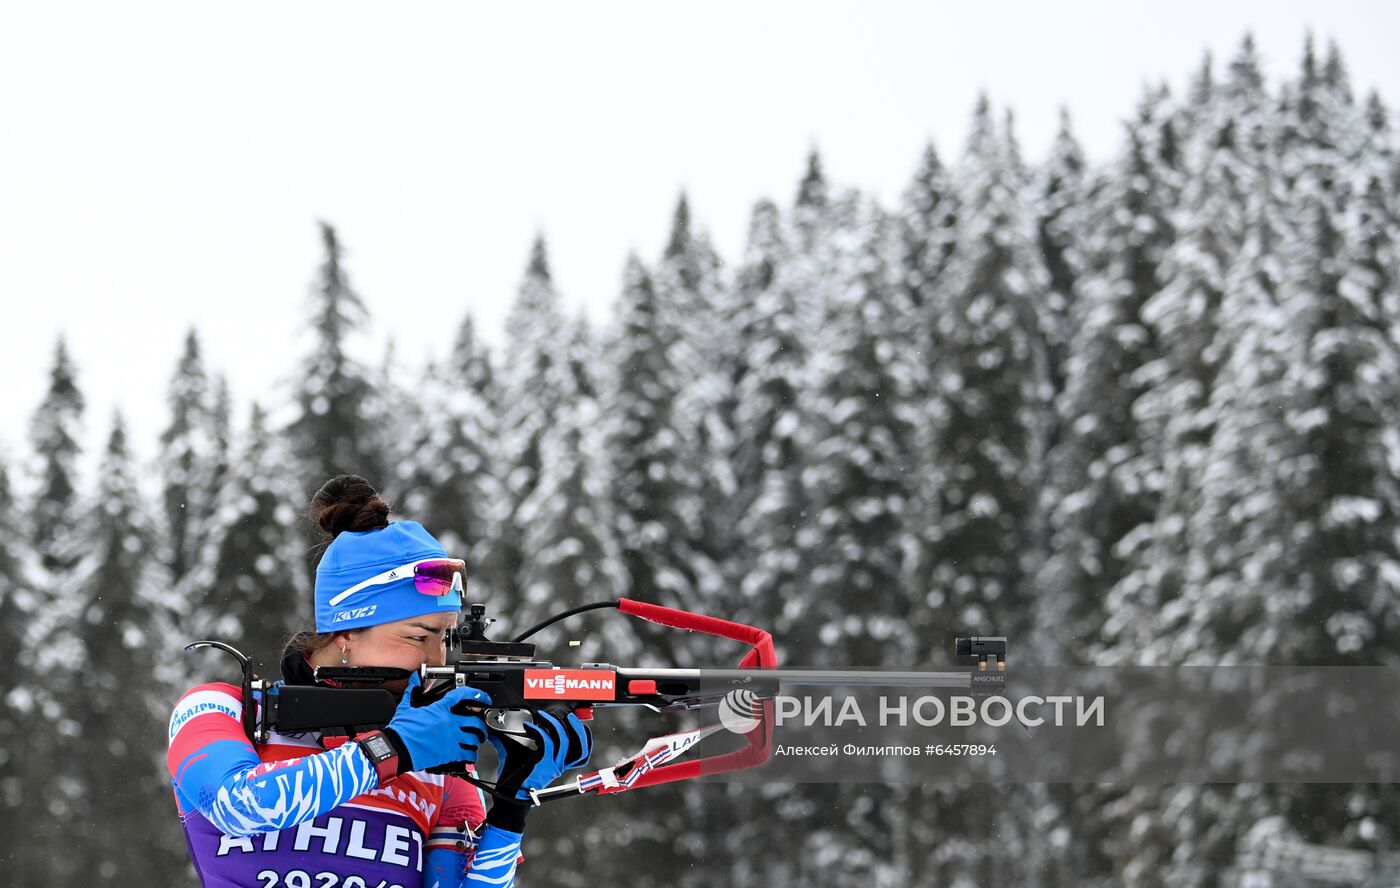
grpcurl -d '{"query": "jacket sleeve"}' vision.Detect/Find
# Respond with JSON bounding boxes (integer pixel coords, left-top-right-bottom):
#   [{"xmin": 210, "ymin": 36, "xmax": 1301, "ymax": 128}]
[
  {"xmin": 423, "ymin": 824, "xmax": 524, "ymax": 888},
  {"xmin": 166, "ymin": 683, "xmax": 380, "ymax": 837},
  {"xmin": 424, "ymin": 773, "xmax": 525, "ymax": 888}
]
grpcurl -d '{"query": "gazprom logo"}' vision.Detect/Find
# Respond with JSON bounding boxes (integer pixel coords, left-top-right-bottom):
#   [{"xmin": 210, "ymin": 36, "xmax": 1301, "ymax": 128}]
[
  {"xmin": 169, "ymin": 701, "xmax": 238, "ymax": 737},
  {"xmin": 333, "ymin": 605, "xmax": 378, "ymax": 623},
  {"xmin": 169, "ymin": 689, "xmax": 242, "ymax": 741}
]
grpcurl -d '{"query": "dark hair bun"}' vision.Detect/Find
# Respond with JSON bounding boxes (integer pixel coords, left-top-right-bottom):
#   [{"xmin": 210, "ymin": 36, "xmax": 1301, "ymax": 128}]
[{"xmin": 309, "ymin": 474, "xmax": 390, "ymax": 539}]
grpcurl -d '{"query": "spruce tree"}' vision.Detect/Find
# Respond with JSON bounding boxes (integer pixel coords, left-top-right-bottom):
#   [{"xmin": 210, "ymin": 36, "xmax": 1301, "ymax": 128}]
[
  {"xmin": 1270, "ymin": 178, "xmax": 1400, "ymax": 663},
  {"xmin": 515, "ymin": 319, "xmax": 624, "ymax": 622},
  {"xmin": 793, "ymin": 200, "xmax": 918, "ymax": 666},
  {"xmin": 653, "ymin": 194, "xmax": 731, "ymax": 600},
  {"xmin": 0, "ymin": 457, "xmax": 33, "ymax": 874},
  {"xmin": 29, "ymin": 338, "xmax": 85, "ymax": 577},
  {"xmin": 899, "ymin": 140, "xmax": 959, "ymax": 313},
  {"xmin": 21, "ymin": 338, "xmax": 87, "ymax": 885},
  {"xmin": 158, "ymin": 330, "xmax": 228, "ymax": 631},
  {"xmin": 192, "ymin": 403, "xmax": 312, "ymax": 675},
  {"xmin": 922, "ymin": 98, "xmax": 1051, "ymax": 636},
  {"xmin": 286, "ymin": 221, "xmax": 387, "ymax": 487},
  {"xmin": 607, "ymin": 256, "xmax": 711, "ymax": 638},
  {"xmin": 395, "ymin": 316, "xmax": 510, "ymax": 608},
  {"xmin": 1093, "ymin": 69, "xmax": 1264, "ymax": 888},
  {"xmin": 368, "ymin": 338, "xmax": 418, "ymax": 501},
  {"xmin": 731, "ymin": 199, "xmax": 810, "ymax": 618},
  {"xmin": 1039, "ymin": 111, "xmax": 1174, "ymax": 662},
  {"xmin": 1034, "ymin": 109, "xmax": 1089, "ymax": 400},
  {"xmin": 284, "ymin": 221, "xmax": 387, "ymax": 604},
  {"xmin": 788, "ymin": 202, "xmax": 923, "ymax": 887},
  {"xmin": 600, "ymin": 256, "xmax": 721, "ymax": 884},
  {"xmin": 789, "ymin": 148, "xmax": 844, "ymax": 345},
  {"xmin": 1110, "ymin": 116, "xmax": 1252, "ymax": 663},
  {"xmin": 71, "ymin": 414, "xmax": 183, "ymax": 885},
  {"xmin": 498, "ymin": 236, "xmax": 569, "ymax": 612},
  {"xmin": 160, "ymin": 330, "xmax": 209, "ymax": 581}
]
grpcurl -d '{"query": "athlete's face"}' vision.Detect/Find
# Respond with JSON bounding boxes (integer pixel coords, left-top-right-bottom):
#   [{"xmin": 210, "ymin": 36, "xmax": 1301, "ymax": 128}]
[{"xmin": 333, "ymin": 611, "xmax": 458, "ymax": 691}]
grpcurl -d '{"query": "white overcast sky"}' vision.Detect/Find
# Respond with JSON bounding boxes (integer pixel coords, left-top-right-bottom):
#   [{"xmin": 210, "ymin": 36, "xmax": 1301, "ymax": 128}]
[{"xmin": 2, "ymin": 1, "xmax": 1398, "ymax": 467}]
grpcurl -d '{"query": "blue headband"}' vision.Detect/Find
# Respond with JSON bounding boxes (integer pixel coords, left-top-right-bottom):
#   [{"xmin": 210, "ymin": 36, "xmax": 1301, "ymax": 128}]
[{"xmin": 314, "ymin": 520, "xmax": 462, "ymax": 632}]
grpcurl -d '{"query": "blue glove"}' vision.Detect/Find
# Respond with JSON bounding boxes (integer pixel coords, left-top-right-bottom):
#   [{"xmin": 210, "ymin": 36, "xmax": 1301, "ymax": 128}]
[
  {"xmin": 488, "ymin": 706, "xmax": 593, "ymax": 802},
  {"xmin": 382, "ymin": 671, "xmax": 491, "ymax": 773}
]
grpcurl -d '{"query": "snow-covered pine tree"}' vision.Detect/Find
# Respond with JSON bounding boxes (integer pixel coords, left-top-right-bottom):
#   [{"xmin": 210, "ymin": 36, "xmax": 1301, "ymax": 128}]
[
  {"xmin": 922, "ymin": 97, "xmax": 1051, "ymax": 638},
  {"xmin": 894, "ymin": 128, "xmax": 1051, "ymax": 886},
  {"xmin": 653, "ymin": 194, "xmax": 732, "ymax": 602},
  {"xmin": 1137, "ymin": 35, "xmax": 1267, "ymax": 425},
  {"xmin": 284, "ymin": 222, "xmax": 389, "ymax": 596},
  {"xmin": 1034, "ymin": 109, "xmax": 1089, "ymax": 401},
  {"xmin": 789, "ymin": 149, "xmax": 846, "ymax": 347},
  {"xmin": 69, "ymin": 413, "xmax": 184, "ymax": 885},
  {"xmin": 1038, "ymin": 106, "xmax": 1177, "ymax": 664},
  {"xmin": 489, "ymin": 317, "xmax": 654, "ymax": 888},
  {"xmin": 1352, "ymin": 92, "xmax": 1400, "ymax": 359},
  {"xmin": 606, "ymin": 255, "xmax": 712, "ymax": 648},
  {"xmin": 1218, "ymin": 105, "xmax": 1400, "ymax": 888},
  {"xmin": 1102, "ymin": 40, "xmax": 1400, "ymax": 887},
  {"xmin": 20, "ymin": 338, "xmax": 88, "ymax": 884},
  {"xmin": 730, "ymin": 199, "xmax": 811, "ymax": 622},
  {"xmin": 1086, "ymin": 70, "xmax": 1266, "ymax": 888},
  {"xmin": 793, "ymin": 199, "xmax": 918, "ymax": 665},
  {"xmin": 1106, "ymin": 125, "xmax": 1252, "ymax": 666},
  {"xmin": 596, "ymin": 254, "xmax": 729, "ymax": 885},
  {"xmin": 1323, "ymin": 38, "xmax": 1355, "ymax": 108},
  {"xmin": 29, "ymin": 338, "xmax": 85, "ymax": 579},
  {"xmin": 286, "ymin": 221, "xmax": 388, "ymax": 488},
  {"xmin": 158, "ymin": 330, "xmax": 229, "ymax": 637},
  {"xmin": 783, "ymin": 199, "xmax": 922, "ymax": 887},
  {"xmin": 903, "ymin": 105, "xmax": 1060, "ymax": 888},
  {"xmin": 667, "ymin": 198, "xmax": 817, "ymax": 888},
  {"xmin": 899, "ymin": 140, "xmax": 959, "ymax": 315},
  {"xmin": 793, "ymin": 148, "xmax": 829, "ymax": 253},
  {"xmin": 0, "ymin": 456, "xmax": 34, "ymax": 874},
  {"xmin": 1363, "ymin": 90, "xmax": 1400, "ymax": 202},
  {"xmin": 1109, "ymin": 35, "xmax": 1327, "ymax": 665},
  {"xmin": 514, "ymin": 317, "xmax": 626, "ymax": 650},
  {"xmin": 896, "ymin": 140, "xmax": 956, "ymax": 651},
  {"xmin": 497, "ymin": 236, "xmax": 570, "ymax": 612},
  {"xmin": 189, "ymin": 402, "xmax": 311, "ymax": 675},
  {"xmin": 1270, "ymin": 165, "xmax": 1400, "ymax": 663},
  {"xmin": 368, "ymin": 337, "xmax": 419, "ymax": 503},
  {"xmin": 1092, "ymin": 182, "xmax": 1288, "ymax": 885},
  {"xmin": 160, "ymin": 330, "xmax": 211, "ymax": 583},
  {"xmin": 210, "ymin": 374, "xmax": 233, "ymax": 486},
  {"xmin": 395, "ymin": 315, "xmax": 510, "ymax": 609},
  {"xmin": 1276, "ymin": 33, "xmax": 1358, "ymax": 205}
]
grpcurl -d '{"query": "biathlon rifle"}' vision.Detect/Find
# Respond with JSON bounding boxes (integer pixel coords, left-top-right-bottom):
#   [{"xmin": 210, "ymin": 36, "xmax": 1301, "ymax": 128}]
[{"xmin": 186, "ymin": 598, "xmax": 1008, "ymax": 806}]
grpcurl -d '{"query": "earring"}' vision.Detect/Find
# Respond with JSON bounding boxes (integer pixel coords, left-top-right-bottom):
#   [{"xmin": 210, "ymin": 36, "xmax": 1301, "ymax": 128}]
[{"xmin": 340, "ymin": 648, "xmax": 350, "ymax": 666}]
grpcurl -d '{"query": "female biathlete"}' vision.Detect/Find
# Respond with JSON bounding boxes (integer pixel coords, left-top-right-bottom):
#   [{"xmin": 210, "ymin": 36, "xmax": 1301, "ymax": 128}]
[{"xmin": 167, "ymin": 475, "xmax": 592, "ymax": 888}]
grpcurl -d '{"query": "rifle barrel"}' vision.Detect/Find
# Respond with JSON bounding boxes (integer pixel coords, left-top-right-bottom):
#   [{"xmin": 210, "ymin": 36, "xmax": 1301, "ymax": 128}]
[{"xmin": 617, "ymin": 667, "xmax": 976, "ymax": 689}]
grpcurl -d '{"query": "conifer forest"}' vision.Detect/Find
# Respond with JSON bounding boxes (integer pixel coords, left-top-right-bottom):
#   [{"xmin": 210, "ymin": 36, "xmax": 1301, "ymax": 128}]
[{"xmin": 4, "ymin": 34, "xmax": 1400, "ymax": 887}]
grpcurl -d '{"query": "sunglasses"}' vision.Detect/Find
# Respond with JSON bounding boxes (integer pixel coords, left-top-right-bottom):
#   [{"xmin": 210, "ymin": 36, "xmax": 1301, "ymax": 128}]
[{"xmin": 326, "ymin": 558, "xmax": 468, "ymax": 607}]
